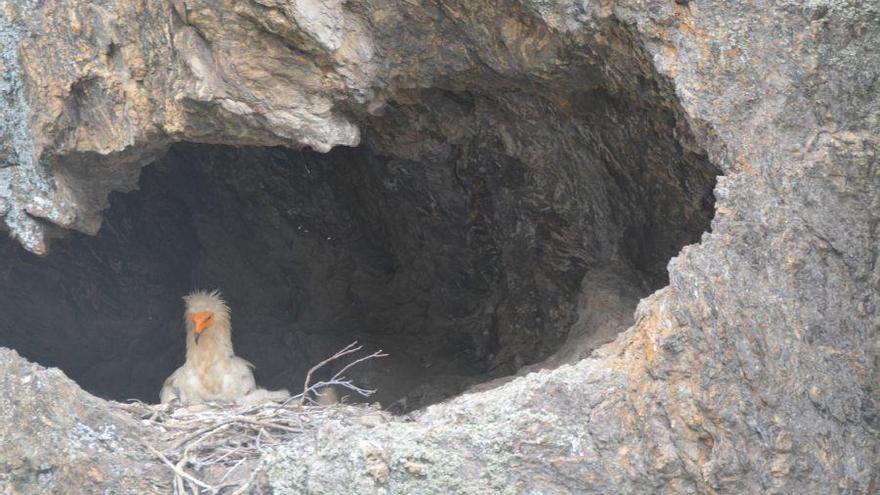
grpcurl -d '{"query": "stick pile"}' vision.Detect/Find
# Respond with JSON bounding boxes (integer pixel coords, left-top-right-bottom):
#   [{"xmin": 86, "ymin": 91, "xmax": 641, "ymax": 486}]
[{"xmin": 117, "ymin": 342, "xmax": 386, "ymax": 494}]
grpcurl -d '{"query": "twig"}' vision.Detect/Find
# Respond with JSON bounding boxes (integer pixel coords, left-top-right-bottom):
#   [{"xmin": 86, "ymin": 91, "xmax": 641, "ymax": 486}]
[
  {"xmin": 305, "ymin": 379, "xmax": 376, "ymax": 399},
  {"xmin": 300, "ymin": 342, "xmax": 363, "ymax": 405},
  {"xmin": 175, "ymin": 472, "xmax": 186, "ymax": 495},
  {"xmin": 331, "ymin": 349, "xmax": 389, "ymax": 382},
  {"xmin": 146, "ymin": 444, "xmax": 216, "ymax": 492},
  {"xmin": 298, "ymin": 342, "xmax": 388, "ymax": 405},
  {"xmin": 218, "ymin": 456, "xmax": 248, "ymax": 485},
  {"xmin": 230, "ymin": 463, "xmax": 260, "ymax": 495}
]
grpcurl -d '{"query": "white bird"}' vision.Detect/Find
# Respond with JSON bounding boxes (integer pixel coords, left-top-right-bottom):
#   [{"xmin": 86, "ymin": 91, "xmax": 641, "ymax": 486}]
[{"xmin": 159, "ymin": 290, "xmax": 289, "ymax": 405}]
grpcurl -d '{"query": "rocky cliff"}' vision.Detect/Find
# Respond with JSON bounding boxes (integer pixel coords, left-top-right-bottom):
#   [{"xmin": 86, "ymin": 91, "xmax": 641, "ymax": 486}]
[{"xmin": 0, "ymin": 0, "xmax": 877, "ymax": 493}]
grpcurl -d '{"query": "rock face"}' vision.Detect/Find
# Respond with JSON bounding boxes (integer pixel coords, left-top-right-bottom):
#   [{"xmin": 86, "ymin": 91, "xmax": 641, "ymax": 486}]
[
  {"xmin": 0, "ymin": 0, "xmax": 878, "ymax": 494},
  {"xmin": 0, "ymin": 348, "xmax": 165, "ymax": 493}
]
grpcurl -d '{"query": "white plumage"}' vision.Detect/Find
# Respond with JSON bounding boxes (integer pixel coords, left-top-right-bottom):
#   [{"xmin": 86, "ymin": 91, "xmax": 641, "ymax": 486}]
[{"xmin": 160, "ymin": 290, "xmax": 288, "ymax": 405}]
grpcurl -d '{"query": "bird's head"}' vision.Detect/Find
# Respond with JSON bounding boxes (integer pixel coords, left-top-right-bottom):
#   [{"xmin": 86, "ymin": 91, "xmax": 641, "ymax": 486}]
[{"xmin": 183, "ymin": 290, "xmax": 230, "ymax": 344}]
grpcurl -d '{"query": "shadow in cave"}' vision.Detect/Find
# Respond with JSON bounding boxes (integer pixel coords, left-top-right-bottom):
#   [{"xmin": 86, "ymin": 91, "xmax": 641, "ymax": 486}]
[{"xmin": 0, "ymin": 86, "xmax": 719, "ymax": 412}]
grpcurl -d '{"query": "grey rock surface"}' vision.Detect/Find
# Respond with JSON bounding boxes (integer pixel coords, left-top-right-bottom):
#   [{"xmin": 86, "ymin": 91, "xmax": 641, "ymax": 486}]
[
  {"xmin": 0, "ymin": 348, "xmax": 165, "ymax": 493},
  {"xmin": 0, "ymin": 0, "xmax": 877, "ymax": 494}
]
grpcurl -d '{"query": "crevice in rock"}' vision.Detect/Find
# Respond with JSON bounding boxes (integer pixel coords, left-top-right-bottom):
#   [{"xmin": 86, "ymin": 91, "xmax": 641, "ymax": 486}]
[{"xmin": 0, "ymin": 44, "xmax": 719, "ymax": 413}]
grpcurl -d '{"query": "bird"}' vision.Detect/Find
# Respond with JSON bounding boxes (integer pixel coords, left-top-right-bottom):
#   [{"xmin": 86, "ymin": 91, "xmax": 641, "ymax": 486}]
[{"xmin": 159, "ymin": 290, "xmax": 289, "ymax": 405}]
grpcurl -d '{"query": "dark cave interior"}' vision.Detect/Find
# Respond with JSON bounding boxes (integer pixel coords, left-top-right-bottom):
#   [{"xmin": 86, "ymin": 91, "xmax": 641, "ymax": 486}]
[{"xmin": 0, "ymin": 85, "xmax": 719, "ymax": 412}]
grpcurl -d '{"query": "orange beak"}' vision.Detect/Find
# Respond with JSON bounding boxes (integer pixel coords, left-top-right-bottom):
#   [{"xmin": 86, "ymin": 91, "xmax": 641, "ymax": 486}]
[{"xmin": 189, "ymin": 311, "xmax": 214, "ymax": 335}]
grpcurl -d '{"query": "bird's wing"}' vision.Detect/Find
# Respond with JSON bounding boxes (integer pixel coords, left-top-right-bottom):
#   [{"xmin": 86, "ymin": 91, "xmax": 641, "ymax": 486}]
[
  {"xmin": 159, "ymin": 367, "xmax": 183, "ymax": 404},
  {"xmin": 236, "ymin": 356, "xmax": 255, "ymax": 369},
  {"xmin": 235, "ymin": 388, "xmax": 291, "ymax": 406},
  {"xmin": 221, "ymin": 357, "xmax": 257, "ymax": 398}
]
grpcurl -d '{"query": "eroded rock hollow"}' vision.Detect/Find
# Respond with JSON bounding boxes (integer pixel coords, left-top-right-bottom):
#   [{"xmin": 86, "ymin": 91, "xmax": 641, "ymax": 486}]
[
  {"xmin": 0, "ymin": 81, "xmax": 717, "ymax": 410},
  {"xmin": 0, "ymin": 0, "xmax": 877, "ymax": 493}
]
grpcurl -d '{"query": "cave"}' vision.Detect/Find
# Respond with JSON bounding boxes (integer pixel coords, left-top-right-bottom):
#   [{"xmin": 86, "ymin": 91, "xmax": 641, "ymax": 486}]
[
  {"xmin": 0, "ymin": 86, "xmax": 718, "ymax": 412},
  {"xmin": 3, "ymin": 0, "xmax": 877, "ymax": 491}
]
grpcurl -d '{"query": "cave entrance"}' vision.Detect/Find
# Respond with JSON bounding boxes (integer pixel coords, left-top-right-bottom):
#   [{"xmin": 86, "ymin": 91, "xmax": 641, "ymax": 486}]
[{"xmin": 0, "ymin": 86, "xmax": 718, "ymax": 412}]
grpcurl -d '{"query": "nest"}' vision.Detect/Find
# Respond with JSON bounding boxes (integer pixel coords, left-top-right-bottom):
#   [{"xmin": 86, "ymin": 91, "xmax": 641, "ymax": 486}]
[{"xmin": 116, "ymin": 342, "xmax": 387, "ymax": 494}]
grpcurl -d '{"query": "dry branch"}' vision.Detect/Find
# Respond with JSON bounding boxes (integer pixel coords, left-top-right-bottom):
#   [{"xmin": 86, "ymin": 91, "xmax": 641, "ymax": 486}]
[
  {"xmin": 297, "ymin": 341, "xmax": 388, "ymax": 405},
  {"xmin": 146, "ymin": 444, "xmax": 215, "ymax": 493}
]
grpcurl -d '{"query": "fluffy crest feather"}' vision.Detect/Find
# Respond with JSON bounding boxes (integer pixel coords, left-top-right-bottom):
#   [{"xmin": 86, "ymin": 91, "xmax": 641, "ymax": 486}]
[{"xmin": 183, "ymin": 290, "xmax": 230, "ymax": 318}]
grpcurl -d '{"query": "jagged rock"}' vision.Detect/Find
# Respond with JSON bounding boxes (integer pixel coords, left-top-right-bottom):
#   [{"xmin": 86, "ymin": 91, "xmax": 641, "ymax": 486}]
[
  {"xmin": 0, "ymin": 0, "xmax": 877, "ymax": 494},
  {"xmin": 0, "ymin": 348, "xmax": 165, "ymax": 493}
]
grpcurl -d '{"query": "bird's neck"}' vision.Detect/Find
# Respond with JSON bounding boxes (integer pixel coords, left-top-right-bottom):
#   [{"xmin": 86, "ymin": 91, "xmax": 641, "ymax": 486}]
[{"xmin": 185, "ymin": 325, "xmax": 235, "ymax": 365}]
